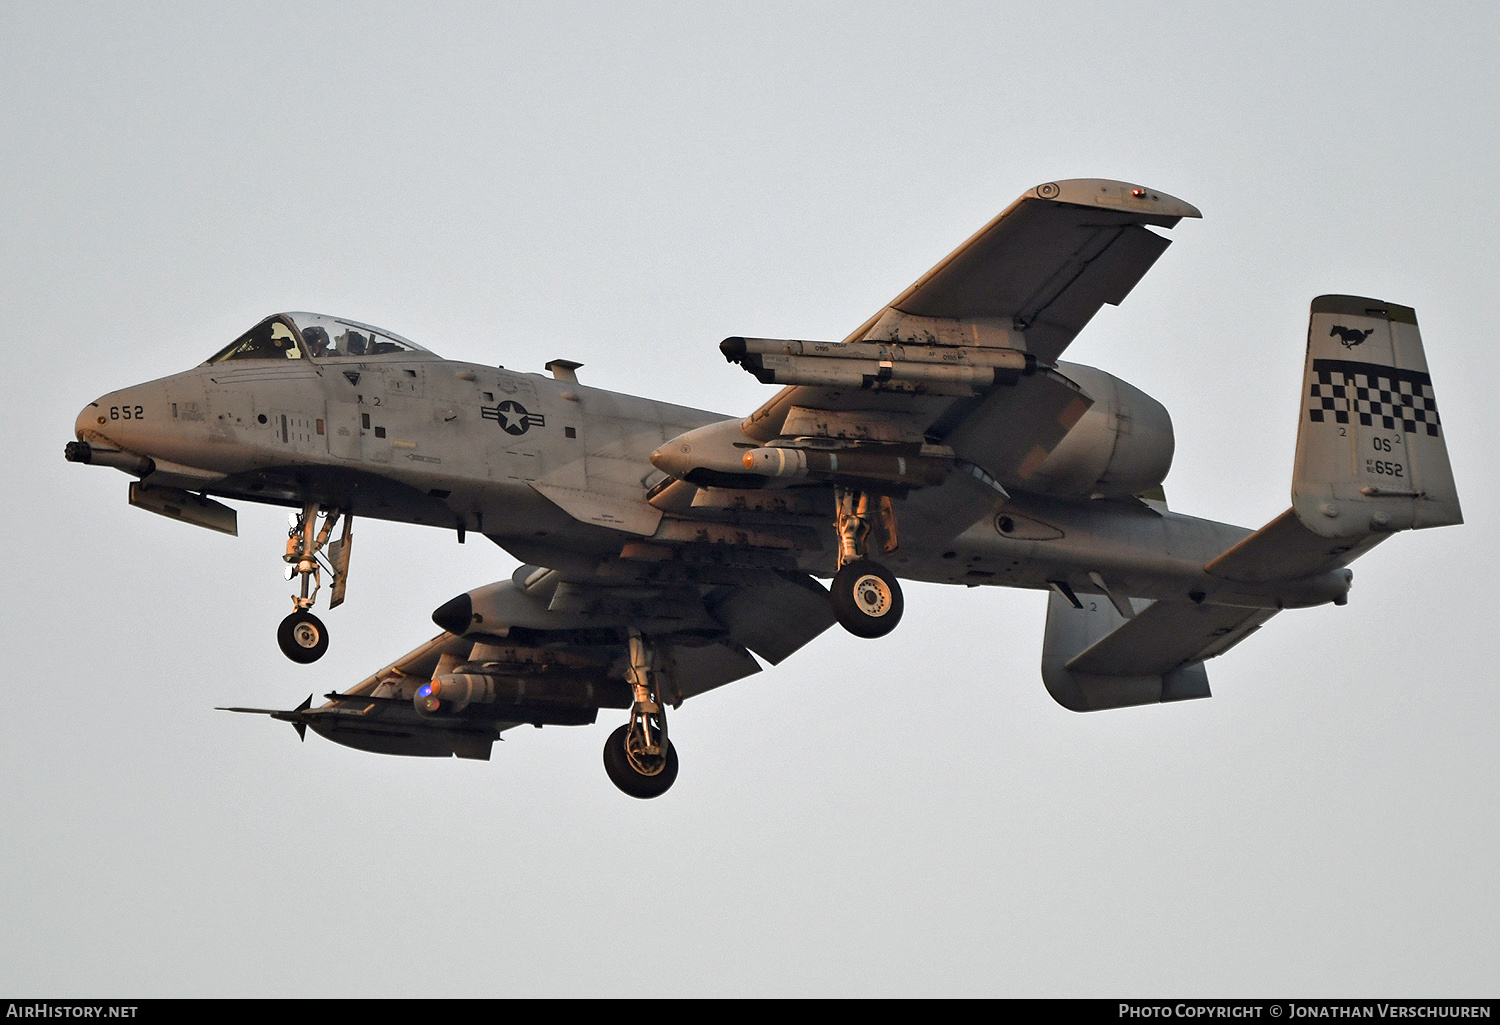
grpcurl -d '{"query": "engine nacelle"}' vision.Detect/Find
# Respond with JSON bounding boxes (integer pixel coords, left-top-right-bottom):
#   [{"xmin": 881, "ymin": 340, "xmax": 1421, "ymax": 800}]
[{"xmin": 1027, "ymin": 362, "xmax": 1175, "ymax": 499}]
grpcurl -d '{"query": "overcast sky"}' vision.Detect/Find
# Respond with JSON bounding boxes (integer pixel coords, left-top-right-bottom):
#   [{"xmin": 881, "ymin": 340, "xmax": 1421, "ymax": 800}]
[{"xmin": 3, "ymin": 1, "xmax": 1496, "ymax": 996}]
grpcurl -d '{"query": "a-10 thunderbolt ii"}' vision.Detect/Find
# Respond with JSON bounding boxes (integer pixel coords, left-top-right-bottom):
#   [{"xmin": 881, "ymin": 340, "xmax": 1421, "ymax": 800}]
[{"xmin": 66, "ymin": 179, "xmax": 1462, "ymax": 797}]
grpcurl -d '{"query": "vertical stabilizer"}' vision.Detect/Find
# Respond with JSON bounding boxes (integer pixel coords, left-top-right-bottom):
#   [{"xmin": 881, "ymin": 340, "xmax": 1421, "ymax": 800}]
[{"xmin": 1292, "ymin": 295, "xmax": 1461, "ymax": 538}]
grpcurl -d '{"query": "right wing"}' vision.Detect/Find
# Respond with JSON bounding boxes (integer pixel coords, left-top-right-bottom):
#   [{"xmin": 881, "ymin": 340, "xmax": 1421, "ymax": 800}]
[
  {"xmin": 844, "ymin": 178, "xmax": 1200, "ymax": 362},
  {"xmin": 734, "ymin": 179, "xmax": 1198, "ymax": 488}
]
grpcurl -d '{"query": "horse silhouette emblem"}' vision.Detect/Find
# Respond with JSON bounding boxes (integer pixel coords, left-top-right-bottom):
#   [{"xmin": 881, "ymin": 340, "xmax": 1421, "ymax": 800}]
[{"xmin": 1330, "ymin": 325, "xmax": 1375, "ymax": 348}]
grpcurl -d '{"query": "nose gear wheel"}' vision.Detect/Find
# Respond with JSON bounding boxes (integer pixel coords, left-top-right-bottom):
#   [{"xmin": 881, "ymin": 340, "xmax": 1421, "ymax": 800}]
[
  {"xmin": 277, "ymin": 610, "xmax": 329, "ymax": 663},
  {"xmin": 276, "ymin": 503, "xmax": 351, "ymax": 663}
]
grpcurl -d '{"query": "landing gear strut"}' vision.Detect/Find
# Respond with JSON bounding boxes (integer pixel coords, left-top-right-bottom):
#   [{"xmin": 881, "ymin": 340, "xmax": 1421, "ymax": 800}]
[
  {"xmin": 603, "ymin": 630, "xmax": 679, "ymax": 798},
  {"xmin": 829, "ymin": 488, "xmax": 904, "ymax": 638},
  {"xmin": 276, "ymin": 502, "xmax": 352, "ymax": 664}
]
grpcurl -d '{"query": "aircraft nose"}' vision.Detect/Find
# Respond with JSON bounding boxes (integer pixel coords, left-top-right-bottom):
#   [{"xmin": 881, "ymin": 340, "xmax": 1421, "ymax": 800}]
[{"xmin": 75, "ymin": 401, "xmax": 105, "ymax": 441}]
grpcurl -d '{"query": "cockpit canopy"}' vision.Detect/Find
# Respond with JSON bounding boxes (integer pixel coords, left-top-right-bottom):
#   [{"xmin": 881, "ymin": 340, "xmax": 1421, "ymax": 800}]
[{"xmin": 204, "ymin": 313, "xmax": 436, "ymax": 365}]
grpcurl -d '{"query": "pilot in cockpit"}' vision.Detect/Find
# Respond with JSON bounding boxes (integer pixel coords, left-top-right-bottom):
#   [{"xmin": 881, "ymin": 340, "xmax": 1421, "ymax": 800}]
[{"xmin": 302, "ymin": 325, "xmax": 331, "ymax": 358}]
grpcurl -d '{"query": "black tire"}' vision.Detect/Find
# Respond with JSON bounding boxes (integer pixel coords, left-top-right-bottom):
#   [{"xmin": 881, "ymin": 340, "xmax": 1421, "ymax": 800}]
[
  {"xmin": 277, "ymin": 611, "xmax": 329, "ymax": 664},
  {"xmin": 602, "ymin": 723, "xmax": 679, "ymax": 799},
  {"xmin": 831, "ymin": 559, "xmax": 904, "ymax": 638}
]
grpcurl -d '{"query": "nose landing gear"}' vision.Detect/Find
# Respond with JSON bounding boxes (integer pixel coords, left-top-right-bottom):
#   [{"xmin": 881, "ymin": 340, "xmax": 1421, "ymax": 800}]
[
  {"xmin": 276, "ymin": 503, "xmax": 352, "ymax": 664},
  {"xmin": 830, "ymin": 488, "xmax": 904, "ymax": 638}
]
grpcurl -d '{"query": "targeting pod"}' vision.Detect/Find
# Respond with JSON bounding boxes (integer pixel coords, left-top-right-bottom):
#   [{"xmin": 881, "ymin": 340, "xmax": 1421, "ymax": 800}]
[
  {"xmin": 413, "ymin": 668, "xmax": 621, "ymax": 720},
  {"xmin": 414, "ymin": 674, "xmax": 498, "ymax": 716}
]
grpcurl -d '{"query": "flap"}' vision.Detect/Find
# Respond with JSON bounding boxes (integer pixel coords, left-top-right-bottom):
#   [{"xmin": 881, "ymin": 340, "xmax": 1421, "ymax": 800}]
[{"xmin": 707, "ymin": 572, "xmax": 837, "ymax": 665}]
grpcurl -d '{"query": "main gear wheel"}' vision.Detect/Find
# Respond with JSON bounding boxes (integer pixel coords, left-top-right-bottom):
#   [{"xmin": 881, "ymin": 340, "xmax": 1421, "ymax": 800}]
[
  {"xmin": 603, "ymin": 723, "xmax": 679, "ymax": 798},
  {"xmin": 831, "ymin": 558, "xmax": 904, "ymax": 638}
]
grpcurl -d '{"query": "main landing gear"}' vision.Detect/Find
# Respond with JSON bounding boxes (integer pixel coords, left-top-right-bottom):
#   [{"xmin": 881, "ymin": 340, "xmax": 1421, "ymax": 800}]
[
  {"xmin": 603, "ymin": 630, "xmax": 679, "ymax": 798},
  {"xmin": 829, "ymin": 487, "xmax": 904, "ymax": 638},
  {"xmin": 276, "ymin": 502, "xmax": 352, "ymax": 664}
]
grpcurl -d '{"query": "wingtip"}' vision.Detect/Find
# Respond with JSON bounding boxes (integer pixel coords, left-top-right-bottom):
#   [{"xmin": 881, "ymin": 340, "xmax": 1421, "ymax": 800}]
[{"xmin": 1030, "ymin": 179, "xmax": 1201, "ymax": 221}]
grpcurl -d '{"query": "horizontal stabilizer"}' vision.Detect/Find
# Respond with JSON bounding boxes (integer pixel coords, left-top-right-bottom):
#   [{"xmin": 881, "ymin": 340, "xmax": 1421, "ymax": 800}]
[
  {"xmin": 1064, "ymin": 599, "xmax": 1277, "ymax": 678},
  {"xmin": 1206, "ymin": 507, "xmax": 1380, "ymax": 588},
  {"xmin": 1042, "ymin": 590, "xmax": 1214, "ymax": 712}
]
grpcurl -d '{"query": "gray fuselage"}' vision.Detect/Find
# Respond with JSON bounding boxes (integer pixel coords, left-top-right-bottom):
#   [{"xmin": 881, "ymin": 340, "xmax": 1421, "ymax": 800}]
[{"xmin": 77, "ymin": 341, "xmax": 1322, "ymax": 614}]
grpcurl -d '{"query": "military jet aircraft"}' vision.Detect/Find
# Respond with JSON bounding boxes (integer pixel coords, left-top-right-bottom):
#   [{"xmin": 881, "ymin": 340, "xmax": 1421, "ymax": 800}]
[{"xmin": 66, "ymin": 179, "xmax": 1462, "ymax": 797}]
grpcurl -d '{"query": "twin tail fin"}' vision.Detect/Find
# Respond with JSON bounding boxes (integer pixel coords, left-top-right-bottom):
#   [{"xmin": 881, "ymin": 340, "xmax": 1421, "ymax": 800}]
[{"xmin": 1293, "ymin": 295, "xmax": 1461, "ymax": 537}]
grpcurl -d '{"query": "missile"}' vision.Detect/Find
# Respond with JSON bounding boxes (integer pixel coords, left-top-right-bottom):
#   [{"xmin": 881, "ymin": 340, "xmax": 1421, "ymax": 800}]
[{"xmin": 740, "ymin": 446, "xmax": 950, "ymax": 486}]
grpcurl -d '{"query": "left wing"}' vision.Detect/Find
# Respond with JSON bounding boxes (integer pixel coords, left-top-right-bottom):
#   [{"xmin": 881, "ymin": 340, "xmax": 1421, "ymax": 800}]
[{"xmin": 224, "ymin": 570, "xmax": 836, "ymax": 758}]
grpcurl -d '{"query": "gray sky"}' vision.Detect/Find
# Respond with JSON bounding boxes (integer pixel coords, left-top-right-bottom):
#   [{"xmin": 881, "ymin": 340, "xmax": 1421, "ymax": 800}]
[{"xmin": 3, "ymin": 1, "xmax": 1497, "ymax": 996}]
